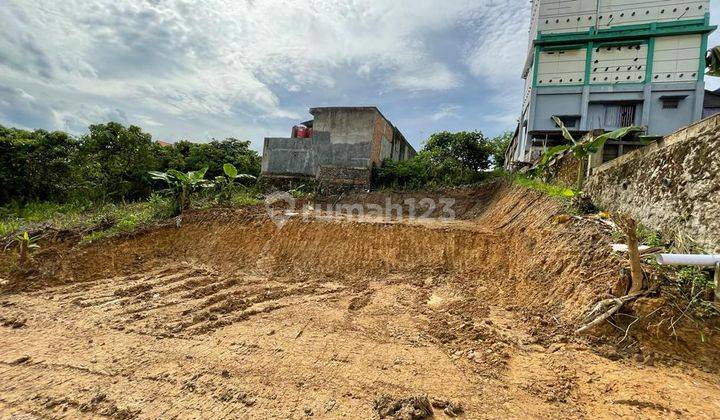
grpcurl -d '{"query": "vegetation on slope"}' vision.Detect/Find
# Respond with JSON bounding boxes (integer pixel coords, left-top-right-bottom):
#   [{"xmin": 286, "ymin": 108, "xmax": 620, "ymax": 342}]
[{"xmin": 373, "ymin": 131, "xmax": 512, "ymax": 190}]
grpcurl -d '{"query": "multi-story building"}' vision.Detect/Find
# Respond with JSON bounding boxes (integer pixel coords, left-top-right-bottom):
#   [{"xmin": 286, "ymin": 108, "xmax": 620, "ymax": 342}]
[{"xmin": 507, "ymin": 0, "xmax": 716, "ymax": 165}]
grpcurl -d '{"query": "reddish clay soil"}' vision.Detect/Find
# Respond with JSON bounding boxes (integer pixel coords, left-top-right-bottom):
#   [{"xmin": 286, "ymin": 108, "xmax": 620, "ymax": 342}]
[{"xmin": 1, "ymin": 183, "xmax": 719, "ymax": 418}]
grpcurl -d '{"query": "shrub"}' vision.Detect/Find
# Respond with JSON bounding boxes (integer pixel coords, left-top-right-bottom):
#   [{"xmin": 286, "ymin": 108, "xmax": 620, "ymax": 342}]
[
  {"xmin": 0, "ymin": 122, "xmax": 261, "ymax": 206},
  {"xmin": 373, "ymin": 130, "xmax": 500, "ymax": 190}
]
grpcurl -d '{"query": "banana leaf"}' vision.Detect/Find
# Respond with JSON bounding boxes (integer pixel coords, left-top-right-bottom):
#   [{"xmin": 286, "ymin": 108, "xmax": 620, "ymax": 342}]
[
  {"xmin": 552, "ymin": 116, "xmax": 577, "ymax": 145},
  {"xmin": 537, "ymin": 144, "xmax": 572, "ymax": 172},
  {"xmin": 223, "ymin": 163, "xmax": 238, "ymax": 179},
  {"xmin": 586, "ymin": 125, "xmax": 645, "ymax": 154}
]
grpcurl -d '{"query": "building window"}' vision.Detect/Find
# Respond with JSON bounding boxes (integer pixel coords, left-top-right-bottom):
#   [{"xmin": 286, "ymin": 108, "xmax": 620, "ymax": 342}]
[
  {"xmin": 662, "ymin": 99, "xmax": 679, "ymax": 109},
  {"xmin": 660, "ymin": 95, "xmax": 686, "ymax": 110},
  {"xmin": 604, "ymin": 104, "xmax": 636, "ymax": 127}
]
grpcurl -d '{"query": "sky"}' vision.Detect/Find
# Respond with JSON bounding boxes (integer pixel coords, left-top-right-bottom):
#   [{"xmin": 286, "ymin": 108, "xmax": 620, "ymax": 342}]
[{"xmin": 1, "ymin": 1, "xmax": 719, "ymax": 152}]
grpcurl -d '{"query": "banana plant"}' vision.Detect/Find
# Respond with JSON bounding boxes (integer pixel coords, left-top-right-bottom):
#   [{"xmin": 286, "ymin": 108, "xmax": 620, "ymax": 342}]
[
  {"xmin": 214, "ymin": 163, "xmax": 257, "ymax": 203},
  {"xmin": 707, "ymin": 46, "xmax": 720, "ymax": 77},
  {"xmin": 536, "ymin": 118, "xmax": 645, "ymax": 188},
  {"xmin": 16, "ymin": 231, "xmax": 39, "ymax": 265},
  {"xmin": 149, "ymin": 167, "xmax": 211, "ymax": 215}
]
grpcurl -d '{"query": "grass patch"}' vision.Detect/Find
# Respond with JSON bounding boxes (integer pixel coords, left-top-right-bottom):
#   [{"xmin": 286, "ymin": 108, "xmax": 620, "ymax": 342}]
[
  {"xmin": 230, "ymin": 190, "xmax": 262, "ymax": 206},
  {"xmin": 80, "ymin": 197, "xmax": 176, "ymax": 243},
  {"xmin": 0, "ymin": 190, "xmax": 263, "ymax": 245},
  {"xmin": 510, "ymin": 175, "xmax": 577, "ymax": 199}
]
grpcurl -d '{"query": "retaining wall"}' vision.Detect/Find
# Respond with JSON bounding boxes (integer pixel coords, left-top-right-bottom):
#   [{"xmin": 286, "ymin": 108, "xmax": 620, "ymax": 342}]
[{"xmin": 585, "ymin": 114, "xmax": 720, "ymax": 253}]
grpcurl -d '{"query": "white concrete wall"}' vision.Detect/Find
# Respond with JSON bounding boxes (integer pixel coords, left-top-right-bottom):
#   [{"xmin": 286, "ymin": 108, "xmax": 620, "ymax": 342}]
[
  {"xmin": 596, "ymin": 0, "xmax": 709, "ymax": 28},
  {"xmin": 652, "ymin": 34, "xmax": 702, "ymax": 83},
  {"xmin": 537, "ymin": 48, "xmax": 587, "ymax": 86},
  {"xmin": 538, "ymin": 0, "xmax": 598, "ymax": 34},
  {"xmin": 536, "ymin": 0, "xmax": 710, "ymax": 35},
  {"xmin": 590, "ymin": 43, "xmax": 648, "ymax": 84}
]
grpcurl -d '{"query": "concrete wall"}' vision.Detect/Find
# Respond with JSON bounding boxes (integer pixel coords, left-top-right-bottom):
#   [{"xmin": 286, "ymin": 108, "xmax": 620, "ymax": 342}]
[
  {"xmin": 536, "ymin": 0, "xmax": 710, "ymax": 35},
  {"xmin": 532, "ymin": 90, "xmax": 584, "ymax": 131},
  {"xmin": 261, "ymin": 107, "xmax": 416, "ymax": 189},
  {"xmin": 647, "ymin": 88, "xmax": 699, "ymax": 136},
  {"xmin": 585, "ymin": 114, "xmax": 720, "ymax": 253},
  {"xmin": 262, "ymin": 137, "xmax": 316, "ymax": 176},
  {"xmin": 313, "ymin": 108, "xmax": 375, "ymax": 144}
]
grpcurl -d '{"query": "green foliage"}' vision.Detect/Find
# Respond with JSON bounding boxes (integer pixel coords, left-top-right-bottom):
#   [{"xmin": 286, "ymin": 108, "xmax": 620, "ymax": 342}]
[
  {"xmin": 15, "ymin": 231, "xmax": 40, "ymax": 249},
  {"xmin": 0, "ymin": 122, "xmax": 261, "ymax": 206},
  {"xmin": 149, "ymin": 167, "xmax": 212, "ymax": 214},
  {"xmin": 213, "ymin": 163, "xmax": 257, "ymax": 204},
  {"xmin": 510, "ymin": 175, "xmax": 577, "ymax": 199},
  {"xmin": 536, "ymin": 118, "xmax": 645, "ymax": 175},
  {"xmin": 424, "ymin": 131, "xmax": 492, "ymax": 172},
  {"xmin": 487, "ymin": 131, "xmax": 513, "ymax": 168},
  {"xmin": 0, "ymin": 220, "xmax": 21, "ymax": 237},
  {"xmin": 374, "ymin": 130, "xmax": 498, "ymax": 190},
  {"xmin": 672, "ymin": 266, "xmax": 718, "ymax": 318},
  {"xmin": 15, "ymin": 231, "xmax": 40, "ymax": 265},
  {"xmin": 79, "ymin": 122, "xmax": 161, "ymax": 201},
  {"xmin": 230, "ymin": 191, "xmax": 262, "ymax": 206},
  {"xmin": 707, "ymin": 46, "xmax": 720, "ymax": 77},
  {"xmin": 288, "ymin": 184, "xmax": 314, "ymax": 199},
  {"xmin": 636, "ymin": 225, "xmax": 665, "ymax": 248},
  {"xmin": 79, "ymin": 199, "xmax": 173, "ymax": 243},
  {"xmin": 162, "ymin": 138, "xmax": 261, "ymax": 179},
  {"xmin": 0, "ymin": 128, "xmax": 82, "ymax": 203},
  {"xmin": 0, "ymin": 192, "xmax": 175, "ymax": 245}
]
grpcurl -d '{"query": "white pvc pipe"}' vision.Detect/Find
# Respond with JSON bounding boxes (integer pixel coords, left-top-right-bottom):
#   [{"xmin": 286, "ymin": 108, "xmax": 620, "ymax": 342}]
[{"xmin": 656, "ymin": 254, "xmax": 720, "ymax": 267}]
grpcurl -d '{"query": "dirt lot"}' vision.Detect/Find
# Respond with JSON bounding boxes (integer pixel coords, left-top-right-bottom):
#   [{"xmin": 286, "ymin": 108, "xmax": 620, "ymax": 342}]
[{"xmin": 1, "ymin": 184, "xmax": 719, "ymax": 418}]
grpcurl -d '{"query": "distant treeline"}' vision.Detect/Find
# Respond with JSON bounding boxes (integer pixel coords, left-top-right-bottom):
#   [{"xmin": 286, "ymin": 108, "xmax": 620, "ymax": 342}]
[{"xmin": 0, "ymin": 122, "xmax": 261, "ymax": 204}]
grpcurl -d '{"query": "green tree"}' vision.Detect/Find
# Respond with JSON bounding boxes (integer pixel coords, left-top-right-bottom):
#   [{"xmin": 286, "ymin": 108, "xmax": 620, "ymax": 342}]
[
  {"xmin": 0, "ymin": 126, "xmax": 81, "ymax": 204},
  {"xmin": 181, "ymin": 138, "xmax": 261, "ymax": 179},
  {"xmin": 79, "ymin": 122, "xmax": 161, "ymax": 201},
  {"xmin": 487, "ymin": 131, "xmax": 513, "ymax": 169},
  {"xmin": 536, "ymin": 117, "xmax": 644, "ymax": 188},
  {"xmin": 149, "ymin": 166, "xmax": 211, "ymax": 215},
  {"xmin": 424, "ymin": 131, "xmax": 492, "ymax": 172},
  {"xmin": 374, "ymin": 130, "xmax": 494, "ymax": 189}
]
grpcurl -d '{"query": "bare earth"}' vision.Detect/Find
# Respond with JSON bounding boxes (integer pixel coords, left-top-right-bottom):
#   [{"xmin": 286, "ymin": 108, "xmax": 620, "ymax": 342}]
[{"xmin": 1, "ymin": 185, "xmax": 719, "ymax": 419}]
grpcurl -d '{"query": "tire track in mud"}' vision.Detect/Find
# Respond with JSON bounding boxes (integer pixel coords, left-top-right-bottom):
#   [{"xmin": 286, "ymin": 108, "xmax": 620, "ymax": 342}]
[{"xmin": 41, "ymin": 257, "xmax": 349, "ymax": 339}]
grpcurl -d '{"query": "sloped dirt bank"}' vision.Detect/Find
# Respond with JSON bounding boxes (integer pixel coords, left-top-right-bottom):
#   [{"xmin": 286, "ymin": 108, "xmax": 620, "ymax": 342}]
[{"xmin": 1, "ymin": 182, "xmax": 719, "ymax": 418}]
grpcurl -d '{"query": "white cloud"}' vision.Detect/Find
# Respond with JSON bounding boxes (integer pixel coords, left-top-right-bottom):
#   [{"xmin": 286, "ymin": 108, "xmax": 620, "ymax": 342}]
[
  {"xmin": 430, "ymin": 104, "xmax": 462, "ymax": 121},
  {"xmin": 0, "ymin": 0, "xmax": 536, "ymax": 147},
  {"xmin": 390, "ymin": 63, "xmax": 460, "ymax": 92},
  {"xmin": 465, "ymin": 2, "xmax": 530, "ymax": 83},
  {"xmin": 480, "ymin": 113, "xmax": 517, "ymax": 127}
]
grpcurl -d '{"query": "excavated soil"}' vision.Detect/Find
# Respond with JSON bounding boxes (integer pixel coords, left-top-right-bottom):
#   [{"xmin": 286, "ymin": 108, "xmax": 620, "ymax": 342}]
[{"xmin": 1, "ymin": 183, "xmax": 719, "ymax": 418}]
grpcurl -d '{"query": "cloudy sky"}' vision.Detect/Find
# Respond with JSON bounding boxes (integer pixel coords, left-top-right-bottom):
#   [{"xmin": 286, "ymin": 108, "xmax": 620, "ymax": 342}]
[{"xmin": 1, "ymin": 1, "xmax": 719, "ymax": 151}]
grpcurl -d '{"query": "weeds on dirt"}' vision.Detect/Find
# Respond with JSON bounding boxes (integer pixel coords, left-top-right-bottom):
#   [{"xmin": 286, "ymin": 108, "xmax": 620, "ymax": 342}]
[
  {"xmin": 14, "ymin": 231, "xmax": 40, "ymax": 265},
  {"xmin": 0, "ymin": 195, "xmax": 175, "ymax": 244},
  {"xmin": 605, "ymin": 225, "xmax": 719, "ymax": 342},
  {"xmin": 633, "ymin": 229, "xmax": 717, "ymax": 315},
  {"xmin": 1, "ymin": 162, "xmax": 263, "ymax": 244},
  {"xmin": 509, "ymin": 174, "xmax": 577, "ymax": 200},
  {"xmin": 288, "ymin": 184, "xmax": 314, "ymax": 199}
]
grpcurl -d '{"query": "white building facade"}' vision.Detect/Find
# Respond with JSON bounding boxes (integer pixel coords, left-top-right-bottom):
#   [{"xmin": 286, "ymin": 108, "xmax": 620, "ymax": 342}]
[{"xmin": 508, "ymin": 0, "xmax": 716, "ymax": 165}]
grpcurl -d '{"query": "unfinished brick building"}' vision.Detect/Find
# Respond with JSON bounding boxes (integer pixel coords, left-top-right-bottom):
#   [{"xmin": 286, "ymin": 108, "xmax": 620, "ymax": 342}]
[{"xmin": 261, "ymin": 107, "xmax": 416, "ymax": 190}]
